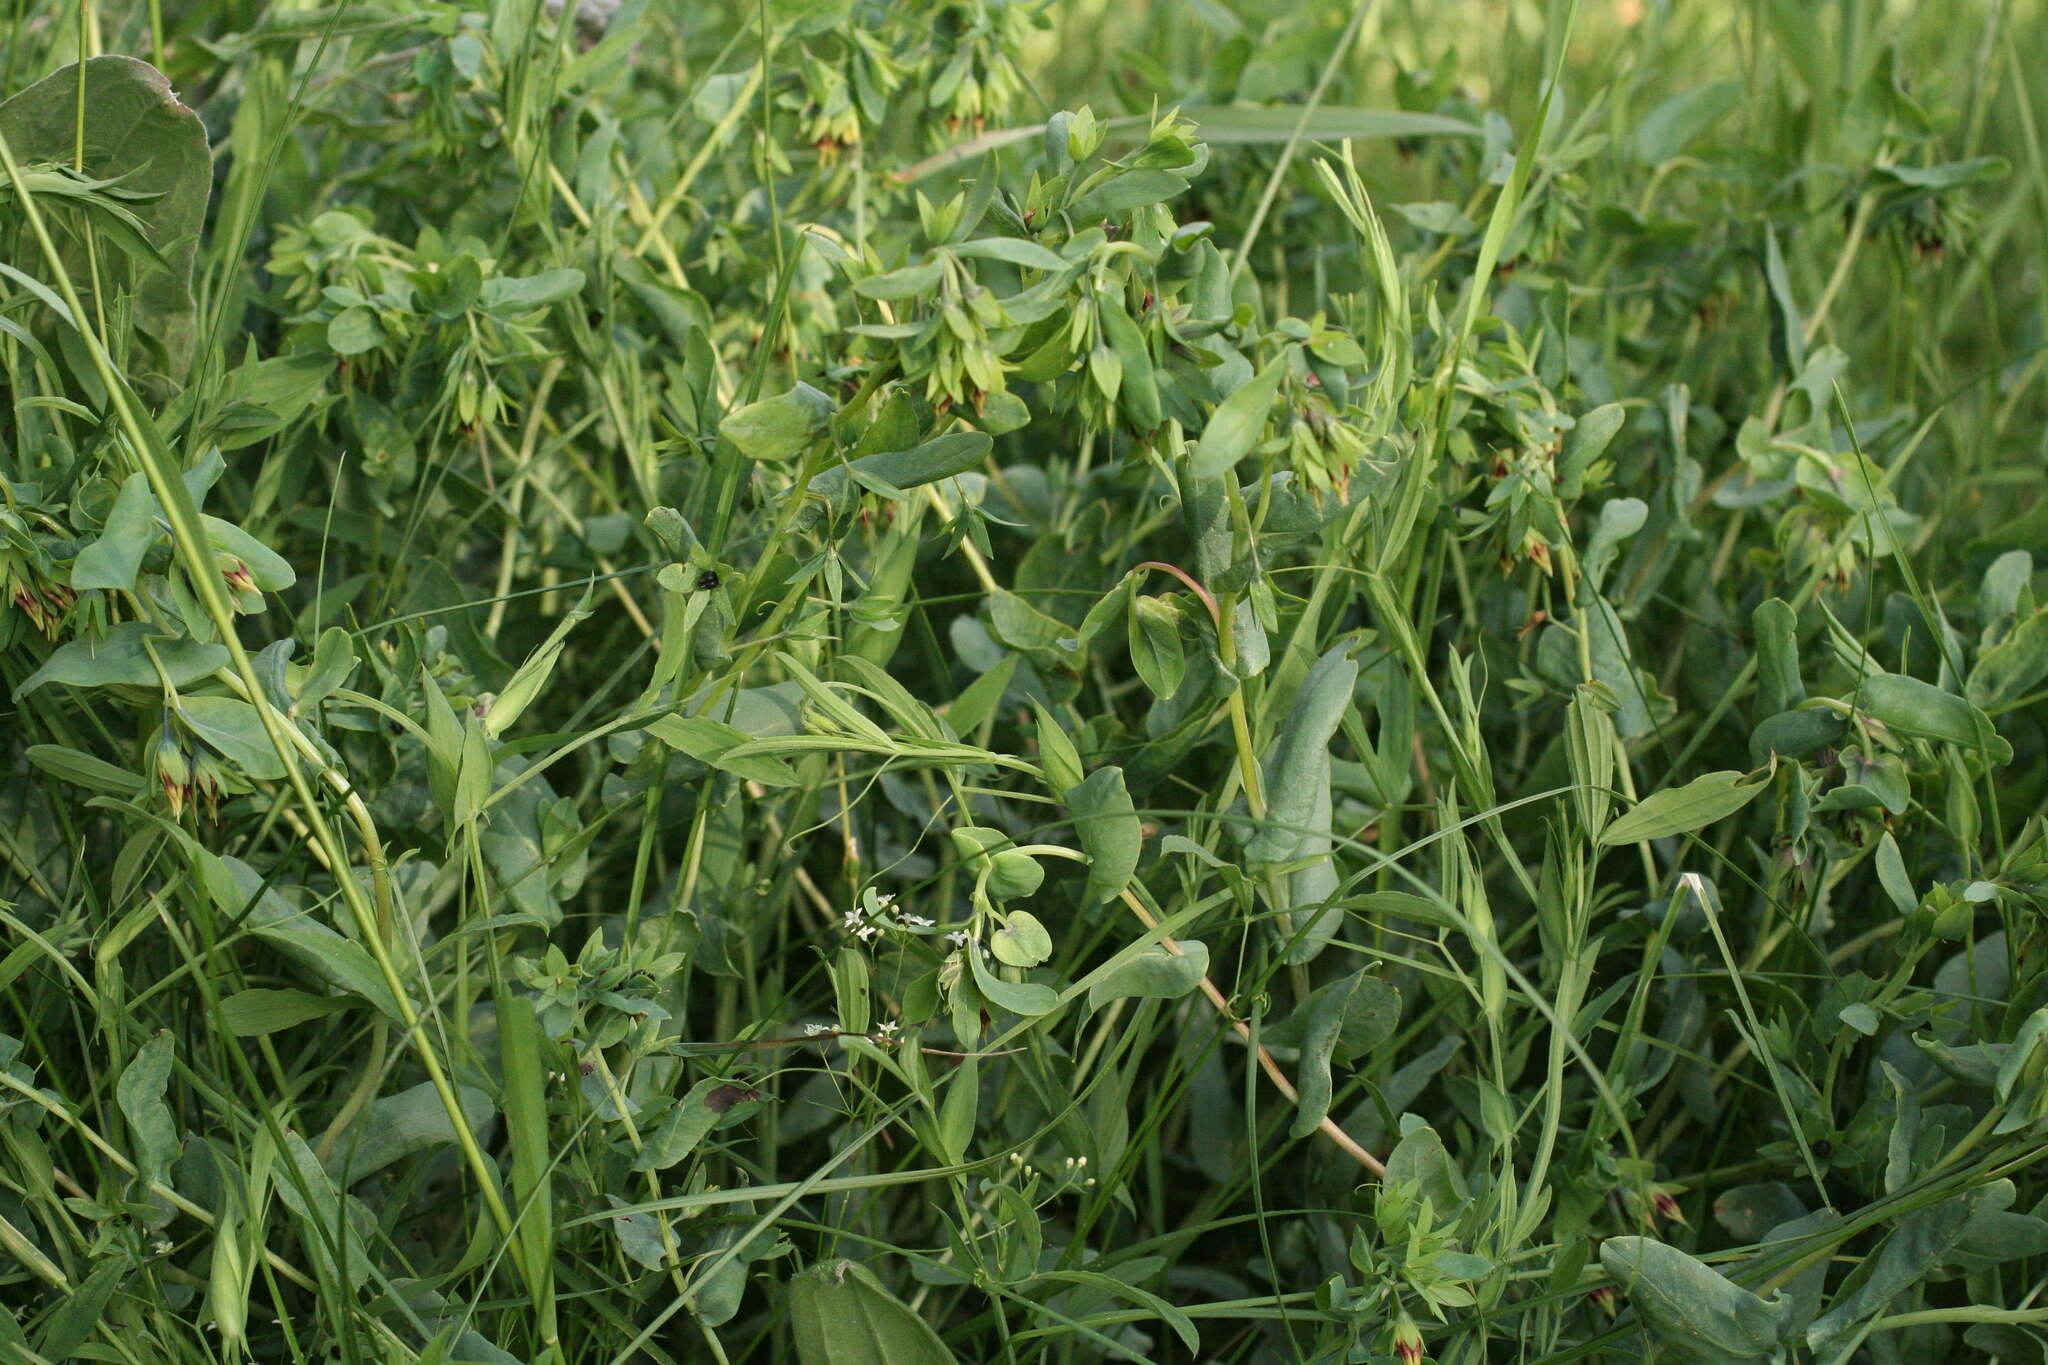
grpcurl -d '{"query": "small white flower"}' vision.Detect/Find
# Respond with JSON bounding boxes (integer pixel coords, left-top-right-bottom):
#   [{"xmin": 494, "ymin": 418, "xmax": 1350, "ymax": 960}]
[
  {"xmin": 874, "ymin": 893, "xmax": 896, "ymax": 910},
  {"xmin": 855, "ymin": 923, "xmax": 879, "ymax": 942},
  {"xmin": 877, "ymin": 1020, "xmax": 900, "ymax": 1036},
  {"xmin": 903, "ymin": 913, "xmax": 935, "ymax": 928},
  {"xmin": 842, "ymin": 909, "xmax": 865, "ymax": 930},
  {"xmin": 946, "ymin": 930, "xmax": 970, "ymax": 947},
  {"xmin": 152, "ymin": 1239, "xmax": 173, "ymax": 1255},
  {"xmin": 804, "ymin": 1021, "xmax": 836, "ymax": 1037}
]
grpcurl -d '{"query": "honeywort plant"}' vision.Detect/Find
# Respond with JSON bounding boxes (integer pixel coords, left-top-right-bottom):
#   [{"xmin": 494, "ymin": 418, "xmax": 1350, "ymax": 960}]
[{"xmin": 5, "ymin": 0, "xmax": 2048, "ymax": 1361}]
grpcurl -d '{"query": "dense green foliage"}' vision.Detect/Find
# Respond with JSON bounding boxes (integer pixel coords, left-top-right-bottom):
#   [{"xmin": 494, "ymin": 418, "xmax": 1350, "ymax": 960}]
[{"xmin": 5, "ymin": 1, "xmax": 2048, "ymax": 1361}]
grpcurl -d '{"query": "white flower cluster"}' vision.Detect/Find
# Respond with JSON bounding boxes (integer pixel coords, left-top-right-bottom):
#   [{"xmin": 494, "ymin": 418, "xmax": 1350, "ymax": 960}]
[
  {"xmin": 1004, "ymin": 1149, "xmax": 1096, "ymax": 1190},
  {"xmin": 843, "ymin": 888, "xmax": 939, "ymax": 943}
]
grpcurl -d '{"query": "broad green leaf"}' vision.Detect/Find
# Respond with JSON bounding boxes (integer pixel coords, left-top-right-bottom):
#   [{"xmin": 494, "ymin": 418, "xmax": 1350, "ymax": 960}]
[
  {"xmin": 1581, "ymin": 497, "xmax": 1646, "ymax": 593},
  {"xmin": 810, "ymin": 431, "xmax": 991, "ymax": 508},
  {"xmin": 1748, "ymin": 708, "xmax": 1845, "ymax": 767},
  {"xmin": 115, "ymin": 1031, "xmax": 181, "ymax": 1190},
  {"xmin": 24, "ymin": 743, "xmax": 145, "ymax": 796},
  {"xmin": 327, "ymin": 306, "xmax": 384, "ymax": 355},
  {"xmin": 295, "ymin": 627, "xmax": 358, "ymax": 710},
  {"xmin": 1806, "ymin": 1185, "xmax": 2000, "ymax": 1352},
  {"xmin": 1271, "ymin": 971, "xmax": 1399, "ymax": 1138},
  {"xmin": 0, "ymin": 57, "xmax": 209, "ymax": 380},
  {"xmin": 480, "ymin": 267, "xmax": 586, "ymax": 313},
  {"xmin": 1635, "ymin": 80, "xmax": 1742, "ymax": 163},
  {"xmin": 605, "ymin": 1197, "xmax": 670, "ymax": 1271},
  {"xmin": 967, "ymin": 941, "xmax": 1059, "ymax": 1016},
  {"xmin": 684, "ymin": 681, "xmax": 806, "ymax": 738},
  {"xmin": 1086, "ymin": 939, "xmax": 1208, "ymax": 1010},
  {"xmin": 1099, "ymin": 294, "xmax": 1160, "ymax": 431},
  {"xmin": 1032, "ymin": 704, "xmax": 1084, "ymax": 795},
  {"xmin": 214, "ymin": 352, "xmax": 335, "ymax": 445},
  {"xmin": 989, "ymin": 587, "xmax": 1079, "ymax": 662},
  {"xmin": 951, "ymin": 237, "xmax": 1067, "ymax": 271},
  {"xmin": 177, "ymin": 695, "xmax": 290, "ymax": 780},
  {"xmin": 1340, "ymin": 889, "xmax": 1458, "ymax": 930},
  {"xmin": 1067, "ymin": 766, "xmax": 1140, "ymax": 905},
  {"xmin": 1764, "ymin": 225, "xmax": 1805, "ymax": 374},
  {"xmin": 855, "ymin": 259, "xmax": 946, "ymax": 300},
  {"xmin": 1876, "ymin": 157, "xmax": 2010, "ymax": 189},
  {"xmin": 1069, "ymin": 168, "xmax": 1189, "ymax": 219},
  {"xmin": 16, "ymin": 623, "xmax": 227, "ymax": 693},
  {"xmin": 1857, "ymin": 671, "xmax": 2009, "ymax": 760},
  {"xmin": 1752, "ymin": 598, "xmax": 1805, "ymax": 718},
  {"xmin": 789, "ymin": 1259, "xmax": 957, "ymax": 1365},
  {"xmin": 1964, "ymin": 1323, "xmax": 2048, "ymax": 1363},
  {"xmin": 201, "ymin": 515, "xmax": 296, "ymax": 592},
  {"xmin": 798, "ymin": 431, "xmax": 991, "ymax": 527},
  {"xmin": 221, "ymin": 856, "xmax": 403, "ymax": 1020},
  {"xmin": 1384, "ymin": 1123, "xmax": 1467, "ymax": 1213},
  {"xmin": 71, "ymin": 472, "xmax": 157, "ymax": 590},
  {"xmin": 1599, "ymin": 768, "xmax": 1770, "ymax": 845},
  {"xmin": 1558, "ymin": 402, "xmax": 1626, "ymax": 499},
  {"xmin": 1874, "ymin": 831, "xmax": 1917, "ymax": 916},
  {"xmin": 989, "ymin": 909, "xmax": 1053, "ymax": 967},
  {"xmin": 722, "ymin": 382, "xmax": 835, "ymax": 461},
  {"xmin": 498, "ymin": 994, "xmax": 555, "ymax": 1299},
  {"xmin": 1077, "ymin": 574, "xmax": 1135, "ymax": 652},
  {"xmin": 938, "ymin": 1056, "xmax": 977, "ymax": 1163},
  {"xmin": 218, "ymin": 988, "xmax": 359, "ymax": 1035},
  {"xmin": 1967, "ymin": 608, "xmax": 2048, "ymax": 710},
  {"xmin": 648, "ymin": 714, "xmax": 801, "ymax": 785},
  {"xmin": 1979, "ymin": 550, "xmax": 2035, "ymax": 626},
  {"xmin": 1088, "ymin": 341, "xmax": 1124, "ymax": 403},
  {"xmin": 479, "ymin": 758, "xmax": 584, "ymax": 922},
  {"xmin": 1245, "ymin": 644, "xmax": 1356, "ymax": 862},
  {"xmin": 271, "ymin": 1132, "xmax": 371, "ymax": 1281},
  {"xmin": 1957, "ymin": 1208, "xmax": 2048, "ymax": 1263},
  {"xmin": 633, "ymin": 1077, "xmax": 746, "ymax": 1172},
  {"xmin": 324, "ymin": 1081, "xmax": 496, "ymax": 1186},
  {"xmin": 1127, "ymin": 595, "xmax": 1185, "ymax": 699},
  {"xmin": 1600, "ymin": 1236, "xmax": 1790, "ymax": 1361},
  {"xmin": 833, "ymin": 945, "xmax": 872, "ymax": 1036},
  {"xmin": 1276, "ymin": 749, "xmax": 1340, "ymax": 964},
  {"xmin": 949, "ymin": 827, "xmax": 1045, "ymax": 900},
  {"xmin": 1713, "ymin": 1183, "xmax": 1809, "ymax": 1242},
  {"xmin": 485, "ymin": 596, "xmax": 591, "ymax": 737},
  {"xmin": 34, "ymin": 1261, "xmax": 123, "ymax": 1362},
  {"xmin": 1264, "ymin": 971, "xmax": 1399, "ymax": 1066},
  {"xmin": 1190, "ymin": 352, "xmax": 1286, "ymax": 480}
]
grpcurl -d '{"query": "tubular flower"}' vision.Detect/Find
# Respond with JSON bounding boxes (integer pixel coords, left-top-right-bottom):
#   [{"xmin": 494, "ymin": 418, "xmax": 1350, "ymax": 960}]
[
  {"xmin": 1392, "ymin": 1310, "xmax": 1426, "ymax": 1365},
  {"xmin": 217, "ymin": 552, "xmax": 266, "ymax": 613},
  {"xmin": 154, "ymin": 728, "xmax": 194, "ymax": 819},
  {"xmin": 2, "ymin": 549, "xmax": 74, "ymax": 639}
]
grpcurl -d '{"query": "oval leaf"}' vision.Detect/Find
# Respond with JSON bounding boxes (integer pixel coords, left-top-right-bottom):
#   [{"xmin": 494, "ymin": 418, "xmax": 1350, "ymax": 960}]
[
  {"xmin": 722, "ymin": 383, "xmax": 835, "ymax": 461},
  {"xmin": 790, "ymin": 1259, "xmax": 957, "ymax": 1365},
  {"xmin": 1086, "ymin": 939, "xmax": 1208, "ymax": 1011},
  {"xmin": 1190, "ymin": 351, "xmax": 1287, "ymax": 480},
  {"xmin": 1599, "ymin": 768, "xmax": 1769, "ymax": 846}
]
